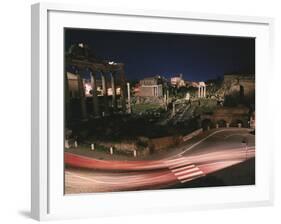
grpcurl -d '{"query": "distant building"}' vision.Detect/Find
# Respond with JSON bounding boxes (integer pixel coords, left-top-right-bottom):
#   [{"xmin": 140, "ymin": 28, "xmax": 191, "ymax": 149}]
[
  {"xmin": 223, "ymin": 74, "xmax": 255, "ymax": 97},
  {"xmin": 184, "ymin": 80, "xmax": 192, "ymax": 87},
  {"xmin": 171, "ymin": 74, "xmax": 185, "ymax": 87},
  {"xmin": 138, "ymin": 76, "xmax": 163, "ymax": 97},
  {"xmin": 201, "ymin": 105, "xmax": 250, "ymax": 129},
  {"xmin": 190, "ymin": 81, "xmax": 199, "ymax": 88},
  {"xmin": 132, "ymin": 83, "xmax": 141, "ymax": 95}
]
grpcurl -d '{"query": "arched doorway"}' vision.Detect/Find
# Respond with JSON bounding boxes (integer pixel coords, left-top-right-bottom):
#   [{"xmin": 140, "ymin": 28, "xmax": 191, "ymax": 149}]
[
  {"xmin": 231, "ymin": 119, "xmax": 244, "ymax": 127},
  {"xmin": 201, "ymin": 119, "xmax": 212, "ymax": 131},
  {"xmin": 217, "ymin": 119, "xmax": 226, "ymax": 128}
]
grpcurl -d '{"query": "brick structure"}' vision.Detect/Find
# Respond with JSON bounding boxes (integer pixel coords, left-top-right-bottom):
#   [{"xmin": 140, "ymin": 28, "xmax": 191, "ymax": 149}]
[
  {"xmin": 201, "ymin": 106, "xmax": 250, "ymax": 129},
  {"xmin": 223, "ymin": 74, "xmax": 255, "ymax": 97},
  {"xmin": 139, "ymin": 76, "xmax": 163, "ymax": 97}
]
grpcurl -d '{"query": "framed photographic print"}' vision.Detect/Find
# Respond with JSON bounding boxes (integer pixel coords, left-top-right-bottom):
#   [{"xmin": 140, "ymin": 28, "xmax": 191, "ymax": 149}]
[{"xmin": 31, "ymin": 2, "xmax": 274, "ymax": 221}]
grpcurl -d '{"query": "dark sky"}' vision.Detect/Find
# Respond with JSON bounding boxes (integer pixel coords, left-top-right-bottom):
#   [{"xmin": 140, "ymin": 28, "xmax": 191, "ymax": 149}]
[{"xmin": 65, "ymin": 28, "xmax": 255, "ymax": 81}]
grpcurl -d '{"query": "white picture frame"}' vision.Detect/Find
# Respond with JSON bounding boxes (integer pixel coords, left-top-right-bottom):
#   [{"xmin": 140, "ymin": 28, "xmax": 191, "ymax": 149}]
[{"xmin": 31, "ymin": 2, "xmax": 274, "ymax": 221}]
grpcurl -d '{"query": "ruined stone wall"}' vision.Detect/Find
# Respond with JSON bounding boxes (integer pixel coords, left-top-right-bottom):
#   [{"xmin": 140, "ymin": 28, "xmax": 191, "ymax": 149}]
[
  {"xmin": 239, "ymin": 79, "xmax": 255, "ymax": 96},
  {"xmin": 149, "ymin": 136, "xmax": 181, "ymax": 151},
  {"xmin": 98, "ymin": 141, "xmax": 136, "ymax": 151},
  {"xmin": 139, "ymin": 86, "xmax": 154, "ymax": 97},
  {"xmin": 138, "ymin": 85, "xmax": 163, "ymax": 97},
  {"xmin": 132, "ymin": 96, "xmax": 164, "ymax": 105},
  {"xmin": 222, "ymin": 74, "xmax": 255, "ymax": 97},
  {"xmin": 98, "ymin": 141, "xmax": 150, "ymax": 156},
  {"xmin": 209, "ymin": 106, "xmax": 249, "ymax": 127}
]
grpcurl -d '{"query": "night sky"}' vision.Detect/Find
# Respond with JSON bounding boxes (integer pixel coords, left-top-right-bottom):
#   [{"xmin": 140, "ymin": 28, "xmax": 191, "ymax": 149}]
[{"xmin": 65, "ymin": 28, "xmax": 255, "ymax": 81}]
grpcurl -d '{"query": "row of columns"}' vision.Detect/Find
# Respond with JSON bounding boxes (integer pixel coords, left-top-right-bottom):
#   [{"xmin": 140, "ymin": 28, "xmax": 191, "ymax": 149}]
[
  {"xmin": 67, "ymin": 69, "xmax": 126, "ymax": 120},
  {"xmin": 91, "ymin": 70, "xmax": 126, "ymax": 117},
  {"xmin": 77, "ymin": 73, "xmax": 88, "ymax": 119},
  {"xmin": 198, "ymin": 85, "xmax": 206, "ymax": 98}
]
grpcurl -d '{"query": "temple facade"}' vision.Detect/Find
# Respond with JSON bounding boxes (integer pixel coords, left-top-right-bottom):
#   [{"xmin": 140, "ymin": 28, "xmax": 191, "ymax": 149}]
[
  {"xmin": 138, "ymin": 76, "xmax": 163, "ymax": 97},
  {"xmin": 65, "ymin": 43, "xmax": 127, "ymax": 121}
]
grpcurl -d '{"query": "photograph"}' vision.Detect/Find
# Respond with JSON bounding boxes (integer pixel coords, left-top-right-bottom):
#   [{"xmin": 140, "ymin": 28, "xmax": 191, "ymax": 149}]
[{"xmin": 64, "ymin": 28, "xmax": 255, "ymax": 194}]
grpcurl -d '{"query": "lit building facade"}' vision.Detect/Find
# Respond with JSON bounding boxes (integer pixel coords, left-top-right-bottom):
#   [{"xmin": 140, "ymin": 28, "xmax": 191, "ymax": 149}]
[
  {"xmin": 138, "ymin": 76, "xmax": 163, "ymax": 97},
  {"xmin": 170, "ymin": 73, "xmax": 185, "ymax": 87}
]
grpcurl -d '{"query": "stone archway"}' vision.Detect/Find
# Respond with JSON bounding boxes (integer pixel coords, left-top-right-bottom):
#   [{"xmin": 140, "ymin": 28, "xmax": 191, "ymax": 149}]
[
  {"xmin": 231, "ymin": 119, "xmax": 244, "ymax": 128},
  {"xmin": 201, "ymin": 119, "xmax": 213, "ymax": 131},
  {"xmin": 217, "ymin": 119, "xmax": 227, "ymax": 128}
]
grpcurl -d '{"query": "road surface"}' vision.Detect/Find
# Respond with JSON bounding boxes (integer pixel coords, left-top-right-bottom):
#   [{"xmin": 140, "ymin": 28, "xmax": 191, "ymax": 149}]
[{"xmin": 65, "ymin": 128, "xmax": 255, "ymax": 194}]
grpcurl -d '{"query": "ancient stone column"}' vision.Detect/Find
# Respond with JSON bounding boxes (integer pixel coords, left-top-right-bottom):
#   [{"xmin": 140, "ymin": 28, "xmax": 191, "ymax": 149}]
[
  {"xmin": 164, "ymin": 93, "xmax": 167, "ymax": 111},
  {"xmin": 203, "ymin": 86, "xmax": 206, "ymax": 97},
  {"xmin": 111, "ymin": 72, "xmax": 117, "ymax": 109},
  {"xmin": 127, "ymin": 82, "xmax": 131, "ymax": 114},
  {"xmin": 76, "ymin": 72, "xmax": 88, "ymax": 120},
  {"xmin": 172, "ymin": 102, "xmax": 176, "ymax": 117},
  {"xmin": 101, "ymin": 71, "xmax": 109, "ymax": 114},
  {"xmin": 198, "ymin": 85, "xmax": 200, "ymax": 98},
  {"xmin": 119, "ymin": 67, "xmax": 127, "ymax": 112},
  {"xmin": 90, "ymin": 70, "xmax": 99, "ymax": 117},
  {"xmin": 101, "ymin": 72, "xmax": 107, "ymax": 96},
  {"xmin": 65, "ymin": 139, "xmax": 70, "ymax": 149},
  {"xmin": 65, "ymin": 72, "xmax": 71, "ymax": 122}
]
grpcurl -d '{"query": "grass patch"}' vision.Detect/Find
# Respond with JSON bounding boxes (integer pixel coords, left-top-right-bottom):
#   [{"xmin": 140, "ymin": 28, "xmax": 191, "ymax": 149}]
[{"xmin": 132, "ymin": 103, "xmax": 162, "ymax": 113}]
